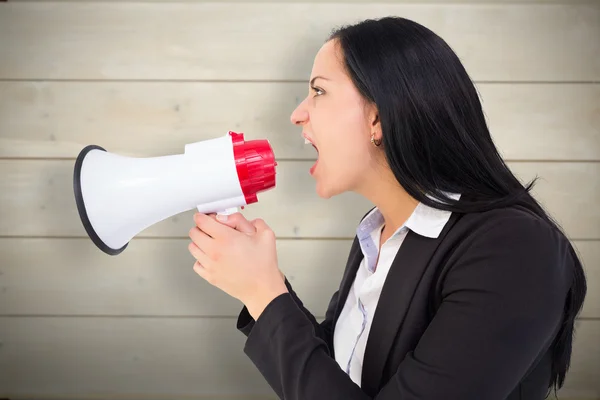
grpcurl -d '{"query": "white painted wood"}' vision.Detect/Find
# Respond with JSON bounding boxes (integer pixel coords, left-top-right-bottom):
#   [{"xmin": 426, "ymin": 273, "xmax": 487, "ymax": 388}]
[
  {"xmin": 480, "ymin": 84, "xmax": 600, "ymax": 161},
  {"xmin": 558, "ymin": 320, "xmax": 600, "ymax": 400},
  {"xmin": 573, "ymin": 241, "xmax": 600, "ymax": 320},
  {"xmin": 0, "ymin": 317, "xmax": 275, "ymax": 398},
  {"xmin": 508, "ymin": 162, "xmax": 600, "ymax": 240},
  {"xmin": 0, "ymin": 238, "xmax": 351, "ymax": 318},
  {"xmin": 0, "ymin": 159, "xmax": 598, "ymax": 239},
  {"xmin": 0, "ymin": 317, "xmax": 597, "ymax": 399},
  {"xmin": 0, "ymin": 238, "xmax": 597, "ymax": 318},
  {"xmin": 1, "ymin": 81, "xmax": 598, "ymax": 161},
  {"xmin": 0, "ymin": 1, "xmax": 597, "ymax": 399},
  {"xmin": 0, "ymin": 3, "xmax": 598, "ymax": 81}
]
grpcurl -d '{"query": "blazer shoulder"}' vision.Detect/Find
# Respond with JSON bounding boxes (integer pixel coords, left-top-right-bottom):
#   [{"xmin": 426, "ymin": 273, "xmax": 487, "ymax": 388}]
[
  {"xmin": 443, "ymin": 204, "xmax": 573, "ymax": 266},
  {"xmin": 454, "ymin": 204, "xmax": 558, "ymax": 238},
  {"xmin": 439, "ymin": 204, "xmax": 574, "ymax": 304}
]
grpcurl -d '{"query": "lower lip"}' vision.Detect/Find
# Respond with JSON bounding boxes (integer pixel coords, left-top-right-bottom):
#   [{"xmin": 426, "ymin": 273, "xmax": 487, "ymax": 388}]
[{"xmin": 310, "ymin": 159, "xmax": 318, "ymax": 175}]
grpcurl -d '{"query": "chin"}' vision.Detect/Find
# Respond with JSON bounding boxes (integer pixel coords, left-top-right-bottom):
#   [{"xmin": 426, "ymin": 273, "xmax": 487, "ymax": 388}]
[
  {"xmin": 315, "ymin": 179, "xmax": 345, "ymax": 199},
  {"xmin": 316, "ymin": 189, "xmax": 333, "ymax": 199}
]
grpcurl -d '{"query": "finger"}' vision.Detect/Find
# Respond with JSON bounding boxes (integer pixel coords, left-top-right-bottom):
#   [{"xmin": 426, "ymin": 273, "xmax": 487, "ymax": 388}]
[
  {"xmin": 189, "ymin": 225, "xmax": 215, "ymax": 258},
  {"xmin": 188, "ymin": 239, "xmax": 210, "ymax": 264},
  {"xmin": 251, "ymin": 218, "xmax": 270, "ymax": 233},
  {"xmin": 194, "ymin": 212, "xmax": 229, "ymax": 239},
  {"xmin": 216, "ymin": 212, "xmax": 256, "ymax": 236},
  {"xmin": 251, "ymin": 218, "xmax": 276, "ymax": 242},
  {"xmin": 192, "ymin": 260, "xmax": 214, "ymax": 283}
]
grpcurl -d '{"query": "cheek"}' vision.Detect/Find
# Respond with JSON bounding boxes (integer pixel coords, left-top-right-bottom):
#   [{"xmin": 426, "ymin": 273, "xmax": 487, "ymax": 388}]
[
  {"xmin": 311, "ymin": 99, "xmax": 372, "ymax": 189},
  {"xmin": 320, "ymin": 138, "xmax": 369, "ymax": 190},
  {"xmin": 327, "ymin": 111, "xmax": 370, "ymax": 168}
]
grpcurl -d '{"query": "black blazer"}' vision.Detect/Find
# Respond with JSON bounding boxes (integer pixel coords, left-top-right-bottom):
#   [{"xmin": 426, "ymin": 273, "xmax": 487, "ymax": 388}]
[{"xmin": 236, "ymin": 204, "xmax": 573, "ymax": 400}]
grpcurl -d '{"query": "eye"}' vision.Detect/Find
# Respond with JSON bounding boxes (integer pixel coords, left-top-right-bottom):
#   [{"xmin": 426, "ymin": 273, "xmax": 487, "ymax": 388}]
[{"xmin": 311, "ymin": 86, "xmax": 324, "ymax": 97}]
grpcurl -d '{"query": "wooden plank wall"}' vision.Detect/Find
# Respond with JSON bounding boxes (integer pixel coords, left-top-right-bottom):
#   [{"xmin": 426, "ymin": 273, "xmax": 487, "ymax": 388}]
[{"xmin": 0, "ymin": 1, "xmax": 598, "ymax": 399}]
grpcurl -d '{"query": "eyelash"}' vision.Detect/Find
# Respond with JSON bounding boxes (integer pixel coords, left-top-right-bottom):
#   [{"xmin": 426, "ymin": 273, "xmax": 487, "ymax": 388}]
[{"xmin": 311, "ymin": 86, "xmax": 324, "ymax": 96}]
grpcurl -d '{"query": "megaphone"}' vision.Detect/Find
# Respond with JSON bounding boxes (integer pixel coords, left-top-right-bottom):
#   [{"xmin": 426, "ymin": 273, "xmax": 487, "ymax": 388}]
[{"xmin": 73, "ymin": 131, "xmax": 277, "ymax": 256}]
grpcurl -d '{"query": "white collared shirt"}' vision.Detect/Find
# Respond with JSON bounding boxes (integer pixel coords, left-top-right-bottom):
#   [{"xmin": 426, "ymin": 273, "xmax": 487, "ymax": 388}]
[{"xmin": 333, "ymin": 194, "xmax": 460, "ymax": 387}]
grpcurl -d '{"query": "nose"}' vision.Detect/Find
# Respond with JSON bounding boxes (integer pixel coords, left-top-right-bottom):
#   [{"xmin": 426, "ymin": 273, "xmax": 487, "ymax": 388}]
[{"xmin": 290, "ymin": 98, "xmax": 309, "ymax": 126}]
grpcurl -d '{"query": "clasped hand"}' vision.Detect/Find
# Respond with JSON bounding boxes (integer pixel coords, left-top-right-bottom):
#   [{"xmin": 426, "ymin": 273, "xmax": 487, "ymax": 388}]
[{"xmin": 188, "ymin": 212, "xmax": 288, "ymax": 320}]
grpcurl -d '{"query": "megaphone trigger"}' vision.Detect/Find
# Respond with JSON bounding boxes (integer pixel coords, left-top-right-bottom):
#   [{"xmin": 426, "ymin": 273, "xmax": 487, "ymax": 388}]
[{"xmin": 216, "ymin": 207, "xmax": 239, "ymax": 216}]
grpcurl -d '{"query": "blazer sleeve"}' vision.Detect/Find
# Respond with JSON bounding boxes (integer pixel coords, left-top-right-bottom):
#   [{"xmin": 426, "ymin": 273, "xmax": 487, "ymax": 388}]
[
  {"xmin": 237, "ymin": 275, "xmax": 339, "ymax": 353},
  {"xmin": 236, "ymin": 214, "xmax": 572, "ymax": 400}
]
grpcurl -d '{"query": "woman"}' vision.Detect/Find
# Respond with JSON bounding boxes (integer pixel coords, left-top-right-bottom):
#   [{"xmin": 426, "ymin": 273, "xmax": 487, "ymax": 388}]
[{"xmin": 187, "ymin": 16, "xmax": 587, "ymax": 400}]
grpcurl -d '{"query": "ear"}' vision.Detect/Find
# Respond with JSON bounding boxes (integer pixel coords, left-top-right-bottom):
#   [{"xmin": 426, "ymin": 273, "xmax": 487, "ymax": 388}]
[
  {"xmin": 372, "ymin": 112, "xmax": 380, "ymax": 129},
  {"xmin": 368, "ymin": 106, "xmax": 382, "ymax": 140}
]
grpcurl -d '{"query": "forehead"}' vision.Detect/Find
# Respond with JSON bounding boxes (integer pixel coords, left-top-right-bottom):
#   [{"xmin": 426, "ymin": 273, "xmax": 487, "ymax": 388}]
[{"xmin": 310, "ymin": 39, "xmax": 346, "ymax": 81}]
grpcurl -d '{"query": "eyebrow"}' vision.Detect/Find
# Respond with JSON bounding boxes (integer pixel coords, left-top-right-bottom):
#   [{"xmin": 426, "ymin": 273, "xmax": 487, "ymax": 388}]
[{"xmin": 310, "ymin": 76, "xmax": 330, "ymax": 86}]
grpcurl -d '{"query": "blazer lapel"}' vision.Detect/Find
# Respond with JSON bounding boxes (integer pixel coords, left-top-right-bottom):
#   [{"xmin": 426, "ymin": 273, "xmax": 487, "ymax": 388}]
[{"xmin": 360, "ymin": 212, "xmax": 461, "ymax": 396}]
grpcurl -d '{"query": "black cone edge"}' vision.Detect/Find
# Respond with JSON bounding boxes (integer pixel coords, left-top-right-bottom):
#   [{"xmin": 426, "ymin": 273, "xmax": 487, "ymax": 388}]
[{"xmin": 73, "ymin": 145, "xmax": 128, "ymax": 256}]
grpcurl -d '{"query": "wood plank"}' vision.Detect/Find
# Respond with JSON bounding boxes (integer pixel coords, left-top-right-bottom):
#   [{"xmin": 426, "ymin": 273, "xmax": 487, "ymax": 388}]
[
  {"xmin": 0, "ymin": 317, "xmax": 275, "ymax": 399},
  {"xmin": 0, "ymin": 238, "xmax": 597, "ymax": 319},
  {"xmin": 0, "ymin": 160, "xmax": 598, "ymax": 239},
  {"xmin": 0, "ymin": 238, "xmax": 351, "ymax": 318},
  {"xmin": 480, "ymin": 83, "xmax": 600, "ymax": 161},
  {"xmin": 557, "ymin": 320, "xmax": 600, "ymax": 400},
  {"xmin": 574, "ymin": 241, "xmax": 600, "ymax": 320},
  {"xmin": 0, "ymin": 317, "xmax": 597, "ymax": 399},
  {"xmin": 1, "ymin": 81, "xmax": 598, "ymax": 161},
  {"xmin": 508, "ymin": 162, "xmax": 600, "ymax": 240},
  {"xmin": 0, "ymin": 81, "xmax": 314, "ymax": 160},
  {"xmin": 0, "ymin": 3, "xmax": 598, "ymax": 81}
]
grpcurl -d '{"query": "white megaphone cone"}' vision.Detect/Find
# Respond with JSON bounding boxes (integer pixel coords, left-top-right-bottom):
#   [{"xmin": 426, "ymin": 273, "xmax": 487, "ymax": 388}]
[{"xmin": 73, "ymin": 131, "xmax": 277, "ymax": 255}]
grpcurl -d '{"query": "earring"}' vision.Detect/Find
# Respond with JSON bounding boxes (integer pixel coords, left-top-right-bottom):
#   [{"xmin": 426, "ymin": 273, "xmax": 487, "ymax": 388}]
[{"xmin": 371, "ymin": 134, "xmax": 382, "ymax": 147}]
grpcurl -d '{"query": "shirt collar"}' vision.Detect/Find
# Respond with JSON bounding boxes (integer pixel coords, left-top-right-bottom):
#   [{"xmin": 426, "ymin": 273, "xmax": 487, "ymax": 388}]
[{"xmin": 356, "ymin": 193, "xmax": 461, "ymax": 240}]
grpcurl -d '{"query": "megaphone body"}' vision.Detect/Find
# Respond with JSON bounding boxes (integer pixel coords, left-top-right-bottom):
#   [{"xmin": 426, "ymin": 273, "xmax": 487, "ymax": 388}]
[{"xmin": 73, "ymin": 131, "xmax": 277, "ymax": 255}]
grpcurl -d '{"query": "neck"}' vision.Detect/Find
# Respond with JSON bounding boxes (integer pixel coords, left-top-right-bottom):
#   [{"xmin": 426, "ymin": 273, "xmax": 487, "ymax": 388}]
[{"xmin": 355, "ymin": 162, "xmax": 418, "ymax": 234}]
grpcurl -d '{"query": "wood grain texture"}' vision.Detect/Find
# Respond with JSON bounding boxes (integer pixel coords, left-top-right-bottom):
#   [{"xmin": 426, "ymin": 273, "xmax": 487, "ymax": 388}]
[
  {"xmin": 0, "ymin": 3, "xmax": 598, "ymax": 81},
  {"xmin": 0, "ymin": 159, "xmax": 598, "ymax": 239},
  {"xmin": 1, "ymin": 81, "xmax": 598, "ymax": 160},
  {"xmin": 0, "ymin": 318, "xmax": 597, "ymax": 399},
  {"xmin": 0, "ymin": 238, "xmax": 597, "ymax": 318},
  {"xmin": 0, "ymin": 1, "xmax": 598, "ymax": 399},
  {"xmin": 0, "ymin": 238, "xmax": 351, "ymax": 318},
  {"xmin": 559, "ymin": 320, "xmax": 600, "ymax": 400},
  {"xmin": 0, "ymin": 317, "xmax": 274, "ymax": 399}
]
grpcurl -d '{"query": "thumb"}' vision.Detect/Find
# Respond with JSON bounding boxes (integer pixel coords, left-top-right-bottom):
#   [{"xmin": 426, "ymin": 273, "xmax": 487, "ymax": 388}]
[{"xmin": 215, "ymin": 212, "xmax": 256, "ymax": 235}]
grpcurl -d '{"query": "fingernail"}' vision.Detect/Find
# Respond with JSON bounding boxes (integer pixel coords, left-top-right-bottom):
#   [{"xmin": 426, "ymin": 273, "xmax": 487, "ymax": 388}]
[{"xmin": 216, "ymin": 214, "xmax": 228, "ymax": 222}]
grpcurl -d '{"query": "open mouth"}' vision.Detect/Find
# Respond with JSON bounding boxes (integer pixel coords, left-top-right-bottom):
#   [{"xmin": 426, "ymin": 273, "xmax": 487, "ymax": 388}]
[
  {"xmin": 304, "ymin": 137, "xmax": 319, "ymax": 153},
  {"xmin": 304, "ymin": 136, "xmax": 319, "ymax": 174}
]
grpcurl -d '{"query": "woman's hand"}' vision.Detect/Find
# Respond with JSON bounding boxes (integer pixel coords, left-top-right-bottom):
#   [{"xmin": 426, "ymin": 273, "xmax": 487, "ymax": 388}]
[{"xmin": 188, "ymin": 212, "xmax": 288, "ymax": 320}]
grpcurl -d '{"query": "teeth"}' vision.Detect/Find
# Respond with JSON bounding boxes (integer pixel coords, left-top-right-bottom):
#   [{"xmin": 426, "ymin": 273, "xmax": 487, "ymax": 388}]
[{"xmin": 304, "ymin": 138, "xmax": 311, "ymax": 144}]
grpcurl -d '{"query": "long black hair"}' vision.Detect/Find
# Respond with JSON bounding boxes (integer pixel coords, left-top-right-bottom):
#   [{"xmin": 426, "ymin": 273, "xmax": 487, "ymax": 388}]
[{"xmin": 328, "ymin": 16, "xmax": 586, "ymax": 395}]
